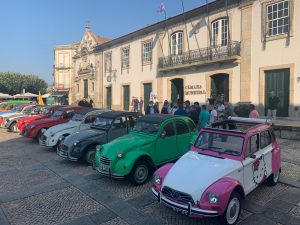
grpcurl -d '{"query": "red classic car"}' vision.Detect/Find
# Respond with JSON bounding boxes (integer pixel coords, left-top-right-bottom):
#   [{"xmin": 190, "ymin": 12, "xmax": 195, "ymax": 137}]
[
  {"xmin": 23, "ymin": 106, "xmax": 87, "ymax": 140},
  {"xmin": 18, "ymin": 105, "xmax": 62, "ymax": 135}
]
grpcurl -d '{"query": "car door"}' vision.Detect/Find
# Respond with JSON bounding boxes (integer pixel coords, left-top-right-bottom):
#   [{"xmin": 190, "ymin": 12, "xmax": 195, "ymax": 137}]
[
  {"xmin": 242, "ymin": 133, "xmax": 265, "ymax": 194},
  {"xmin": 259, "ymin": 130, "xmax": 273, "ymax": 178},
  {"xmin": 155, "ymin": 121, "xmax": 177, "ymax": 164},
  {"xmin": 107, "ymin": 116, "xmax": 127, "ymax": 141},
  {"xmin": 175, "ymin": 119, "xmax": 193, "ymax": 156}
]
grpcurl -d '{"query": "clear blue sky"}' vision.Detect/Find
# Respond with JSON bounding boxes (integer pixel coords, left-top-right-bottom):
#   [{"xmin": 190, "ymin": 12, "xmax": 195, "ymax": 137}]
[{"xmin": 0, "ymin": 0, "xmax": 209, "ymax": 84}]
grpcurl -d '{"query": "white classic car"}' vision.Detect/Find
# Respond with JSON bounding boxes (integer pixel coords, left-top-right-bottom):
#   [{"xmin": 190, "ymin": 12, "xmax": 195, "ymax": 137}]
[
  {"xmin": 39, "ymin": 109, "xmax": 109, "ymax": 149},
  {"xmin": 152, "ymin": 118, "xmax": 281, "ymax": 225}
]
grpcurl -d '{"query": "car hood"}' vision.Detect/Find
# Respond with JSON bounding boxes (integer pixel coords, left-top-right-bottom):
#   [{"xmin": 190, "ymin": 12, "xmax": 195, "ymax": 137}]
[
  {"xmin": 63, "ymin": 128, "xmax": 106, "ymax": 147},
  {"xmin": 44, "ymin": 121, "xmax": 80, "ymax": 137},
  {"xmin": 102, "ymin": 132, "xmax": 155, "ymax": 158},
  {"xmin": 22, "ymin": 114, "xmax": 46, "ymax": 122},
  {"xmin": 162, "ymin": 151, "xmax": 242, "ymax": 202}
]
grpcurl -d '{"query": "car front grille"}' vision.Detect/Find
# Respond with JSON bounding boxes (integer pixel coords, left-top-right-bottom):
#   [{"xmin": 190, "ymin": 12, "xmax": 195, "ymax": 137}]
[
  {"xmin": 162, "ymin": 186, "xmax": 195, "ymax": 205},
  {"xmin": 100, "ymin": 156, "xmax": 111, "ymax": 166}
]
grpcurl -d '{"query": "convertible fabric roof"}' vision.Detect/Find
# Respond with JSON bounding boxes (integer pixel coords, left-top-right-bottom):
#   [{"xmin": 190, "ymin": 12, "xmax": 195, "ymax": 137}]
[
  {"xmin": 138, "ymin": 114, "xmax": 181, "ymax": 123},
  {"xmin": 98, "ymin": 111, "xmax": 138, "ymax": 119}
]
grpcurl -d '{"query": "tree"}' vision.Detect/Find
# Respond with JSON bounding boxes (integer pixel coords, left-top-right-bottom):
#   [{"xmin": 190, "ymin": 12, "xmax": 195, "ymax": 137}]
[{"xmin": 0, "ymin": 72, "xmax": 48, "ymax": 95}]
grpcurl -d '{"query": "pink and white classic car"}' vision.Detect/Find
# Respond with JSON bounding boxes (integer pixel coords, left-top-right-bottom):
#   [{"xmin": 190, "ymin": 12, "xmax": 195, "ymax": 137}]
[{"xmin": 152, "ymin": 117, "xmax": 281, "ymax": 225}]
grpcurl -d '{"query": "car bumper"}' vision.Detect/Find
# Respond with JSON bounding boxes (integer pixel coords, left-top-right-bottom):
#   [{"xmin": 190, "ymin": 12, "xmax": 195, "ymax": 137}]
[
  {"xmin": 56, "ymin": 149, "xmax": 79, "ymax": 162},
  {"xmin": 94, "ymin": 165, "xmax": 125, "ymax": 179},
  {"xmin": 151, "ymin": 188, "xmax": 218, "ymax": 217}
]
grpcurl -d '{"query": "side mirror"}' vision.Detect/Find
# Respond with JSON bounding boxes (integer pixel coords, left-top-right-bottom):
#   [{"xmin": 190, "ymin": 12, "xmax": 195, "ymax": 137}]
[{"xmin": 250, "ymin": 154, "xmax": 256, "ymax": 159}]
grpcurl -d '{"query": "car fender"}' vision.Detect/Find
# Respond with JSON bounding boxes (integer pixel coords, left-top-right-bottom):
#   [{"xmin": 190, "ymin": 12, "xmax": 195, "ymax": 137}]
[
  {"xmin": 153, "ymin": 163, "xmax": 174, "ymax": 191},
  {"xmin": 113, "ymin": 151, "xmax": 153, "ymax": 176},
  {"xmin": 77, "ymin": 140, "xmax": 99, "ymax": 154},
  {"xmin": 200, "ymin": 177, "xmax": 245, "ymax": 214}
]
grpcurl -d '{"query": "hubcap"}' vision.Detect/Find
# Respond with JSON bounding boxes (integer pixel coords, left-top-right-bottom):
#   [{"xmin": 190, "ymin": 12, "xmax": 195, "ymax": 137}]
[
  {"xmin": 226, "ymin": 197, "xmax": 240, "ymax": 224},
  {"xmin": 135, "ymin": 165, "xmax": 148, "ymax": 183}
]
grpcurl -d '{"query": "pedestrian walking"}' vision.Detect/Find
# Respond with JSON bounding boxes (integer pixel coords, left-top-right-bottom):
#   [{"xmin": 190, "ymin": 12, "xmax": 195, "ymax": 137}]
[
  {"xmin": 267, "ymin": 91, "xmax": 280, "ymax": 119},
  {"xmin": 139, "ymin": 97, "xmax": 143, "ymax": 114},
  {"xmin": 249, "ymin": 104, "xmax": 260, "ymax": 118}
]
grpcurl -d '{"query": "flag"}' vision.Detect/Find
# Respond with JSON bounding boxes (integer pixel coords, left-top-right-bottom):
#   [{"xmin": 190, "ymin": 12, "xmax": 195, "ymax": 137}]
[
  {"xmin": 157, "ymin": 2, "xmax": 165, "ymax": 13},
  {"xmin": 38, "ymin": 91, "xmax": 44, "ymax": 105}
]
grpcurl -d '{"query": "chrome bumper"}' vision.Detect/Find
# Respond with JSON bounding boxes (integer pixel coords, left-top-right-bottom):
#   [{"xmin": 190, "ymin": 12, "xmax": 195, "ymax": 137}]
[
  {"xmin": 151, "ymin": 188, "xmax": 218, "ymax": 217},
  {"xmin": 56, "ymin": 149, "xmax": 78, "ymax": 161}
]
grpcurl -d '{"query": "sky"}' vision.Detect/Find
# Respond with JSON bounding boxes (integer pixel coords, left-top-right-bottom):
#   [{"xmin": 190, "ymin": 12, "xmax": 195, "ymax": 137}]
[{"xmin": 0, "ymin": 0, "xmax": 209, "ymax": 84}]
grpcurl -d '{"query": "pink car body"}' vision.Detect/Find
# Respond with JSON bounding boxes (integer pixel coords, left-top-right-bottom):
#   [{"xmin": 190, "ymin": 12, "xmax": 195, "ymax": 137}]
[{"xmin": 152, "ymin": 117, "xmax": 281, "ymax": 225}]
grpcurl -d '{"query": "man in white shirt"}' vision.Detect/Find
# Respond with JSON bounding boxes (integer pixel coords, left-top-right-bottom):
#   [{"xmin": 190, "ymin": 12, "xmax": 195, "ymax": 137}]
[{"xmin": 209, "ymin": 104, "xmax": 218, "ymax": 124}]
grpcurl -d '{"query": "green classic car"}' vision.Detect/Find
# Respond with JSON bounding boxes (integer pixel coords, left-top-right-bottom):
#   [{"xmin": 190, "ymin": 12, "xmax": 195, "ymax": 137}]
[{"xmin": 94, "ymin": 114, "xmax": 197, "ymax": 185}]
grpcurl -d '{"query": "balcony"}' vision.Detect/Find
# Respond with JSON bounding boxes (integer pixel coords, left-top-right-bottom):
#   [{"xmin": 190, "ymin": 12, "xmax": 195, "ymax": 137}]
[{"xmin": 158, "ymin": 41, "xmax": 241, "ymax": 72}]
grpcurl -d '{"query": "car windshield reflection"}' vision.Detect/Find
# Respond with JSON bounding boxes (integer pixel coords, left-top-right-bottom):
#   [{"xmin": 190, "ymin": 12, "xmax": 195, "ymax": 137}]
[
  {"xmin": 132, "ymin": 121, "xmax": 160, "ymax": 135},
  {"xmin": 194, "ymin": 132, "xmax": 244, "ymax": 156},
  {"xmin": 90, "ymin": 117, "xmax": 113, "ymax": 130}
]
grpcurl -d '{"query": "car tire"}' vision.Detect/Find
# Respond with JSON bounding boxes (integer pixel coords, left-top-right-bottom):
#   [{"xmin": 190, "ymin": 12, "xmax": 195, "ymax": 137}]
[
  {"xmin": 36, "ymin": 130, "xmax": 43, "ymax": 142},
  {"xmin": 219, "ymin": 192, "xmax": 241, "ymax": 225},
  {"xmin": 85, "ymin": 147, "xmax": 96, "ymax": 166},
  {"xmin": 9, "ymin": 122, "xmax": 17, "ymax": 132},
  {"xmin": 267, "ymin": 169, "xmax": 280, "ymax": 186},
  {"xmin": 130, "ymin": 161, "xmax": 150, "ymax": 186}
]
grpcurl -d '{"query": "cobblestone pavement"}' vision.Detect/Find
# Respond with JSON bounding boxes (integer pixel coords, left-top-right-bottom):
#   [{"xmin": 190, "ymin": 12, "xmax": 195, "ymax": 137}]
[{"xmin": 0, "ymin": 130, "xmax": 299, "ymax": 225}]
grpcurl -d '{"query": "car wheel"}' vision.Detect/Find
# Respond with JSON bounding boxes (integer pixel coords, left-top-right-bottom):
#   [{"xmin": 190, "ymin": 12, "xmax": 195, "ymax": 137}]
[
  {"xmin": 85, "ymin": 147, "xmax": 96, "ymax": 165},
  {"xmin": 11, "ymin": 122, "xmax": 18, "ymax": 132},
  {"xmin": 220, "ymin": 192, "xmax": 241, "ymax": 225},
  {"xmin": 267, "ymin": 169, "xmax": 280, "ymax": 186},
  {"xmin": 36, "ymin": 130, "xmax": 43, "ymax": 142},
  {"xmin": 130, "ymin": 161, "xmax": 150, "ymax": 186}
]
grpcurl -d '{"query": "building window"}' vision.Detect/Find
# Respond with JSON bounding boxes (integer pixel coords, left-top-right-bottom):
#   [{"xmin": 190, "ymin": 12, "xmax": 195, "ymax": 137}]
[
  {"xmin": 212, "ymin": 18, "xmax": 228, "ymax": 47},
  {"xmin": 92, "ymin": 82, "xmax": 94, "ymax": 92},
  {"xmin": 104, "ymin": 52, "xmax": 112, "ymax": 72},
  {"xmin": 142, "ymin": 40, "xmax": 153, "ymax": 64},
  {"xmin": 267, "ymin": 0, "xmax": 289, "ymax": 36},
  {"xmin": 76, "ymin": 84, "xmax": 79, "ymax": 92},
  {"xmin": 171, "ymin": 32, "xmax": 183, "ymax": 55},
  {"xmin": 121, "ymin": 47, "xmax": 130, "ymax": 69}
]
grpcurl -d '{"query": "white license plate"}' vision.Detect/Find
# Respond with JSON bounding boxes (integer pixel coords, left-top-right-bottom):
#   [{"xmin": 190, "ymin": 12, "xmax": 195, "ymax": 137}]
[
  {"xmin": 99, "ymin": 163, "xmax": 110, "ymax": 172},
  {"xmin": 170, "ymin": 205, "xmax": 189, "ymax": 215}
]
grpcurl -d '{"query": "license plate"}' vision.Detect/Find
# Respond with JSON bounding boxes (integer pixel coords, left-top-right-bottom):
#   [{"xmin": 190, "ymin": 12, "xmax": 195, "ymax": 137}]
[
  {"xmin": 99, "ymin": 163, "xmax": 110, "ymax": 172},
  {"xmin": 167, "ymin": 205, "xmax": 189, "ymax": 215}
]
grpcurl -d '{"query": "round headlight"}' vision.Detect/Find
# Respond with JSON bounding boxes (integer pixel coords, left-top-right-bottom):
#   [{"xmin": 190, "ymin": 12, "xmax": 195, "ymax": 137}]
[
  {"xmin": 207, "ymin": 193, "xmax": 219, "ymax": 204},
  {"xmin": 154, "ymin": 175, "xmax": 162, "ymax": 185},
  {"xmin": 74, "ymin": 141, "xmax": 79, "ymax": 146},
  {"xmin": 117, "ymin": 151, "xmax": 123, "ymax": 158}
]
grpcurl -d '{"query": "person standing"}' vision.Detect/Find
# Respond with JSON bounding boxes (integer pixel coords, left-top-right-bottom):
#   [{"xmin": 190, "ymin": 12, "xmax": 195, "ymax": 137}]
[
  {"xmin": 139, "ymin": 97, "xmax": 144, "ymax": 114},
  {"xmin": 161, "ymin": 100, "xmax": 171, "ymax": 114},
  {"xmin": 268, "ymin": 91, "xmax": 280, "ymax": 119},
  {"xmin": 223, "ymin": 102, "xmax": 233, "ymax": 120},
  {"xmin": 198, "ymin": 105, "xmax": 210, "ymax": 129},
  {"xmin": 249, "ymin": 104, "xmax": 259, "ymax": 118},
  {"xmin": 174, "ymin": 102, "xmax": 187, "ymax": 116},
  {"xmin": 189, "ymin": 105, "xmax": 199, "ymax": 125},
  {"xmin": 133, "ymin": 97, "xmax": 139, "ymax": 112},
  {"xmin": 216, "ymin": 100, "xmax": 225, "ymax": 120},
  {"xmin": 184, "ymin": 100, "xmax": 191, "ymax": 114},
  {"xmin": 209, "ymin": 103, "xmax": 218, "ymax": 124}
]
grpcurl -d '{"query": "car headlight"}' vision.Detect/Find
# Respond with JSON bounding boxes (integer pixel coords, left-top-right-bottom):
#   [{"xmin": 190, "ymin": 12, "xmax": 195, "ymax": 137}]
[
  {"xmin": 96, "ymin": 145, "xmax": 102, "ymax": 152},
  {"xmin": 117, "ymin": 151, "xmax": 123, "ymax": 158},
  {"xmin": 154, "ymin": 175, "xmax": 162, "ymax": 185},
  {"xmin": 207, "ymin": 193, "xmax": 219, "ymax": 204},
  {"xmin": 74, "ymin": 141, "xmax": 79, "ymax": 146}
]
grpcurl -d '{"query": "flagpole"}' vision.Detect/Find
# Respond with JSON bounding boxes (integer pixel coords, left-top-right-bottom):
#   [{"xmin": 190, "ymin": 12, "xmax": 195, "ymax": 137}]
[
  {"xmin": 181, "ymin": 0, "xmax": 191, "ymax": 62},
  {"xmin": 163, "ymin": 8, "xmax": 171, "ymax": 57}
]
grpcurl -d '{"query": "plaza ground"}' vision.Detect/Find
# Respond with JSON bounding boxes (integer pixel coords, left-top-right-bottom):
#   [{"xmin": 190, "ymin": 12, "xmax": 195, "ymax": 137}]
[{"xmin": 0, "ymin": 129, "xmax": 299, "ymax": 225}]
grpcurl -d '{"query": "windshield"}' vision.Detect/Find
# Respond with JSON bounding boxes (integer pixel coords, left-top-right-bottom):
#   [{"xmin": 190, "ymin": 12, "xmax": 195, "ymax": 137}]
[
  {"xmin": 132, "ymin": 121, "xmax": 160, "ymax": 135},
  {"xmin": 51, "ymin": 110, "xmax": 63, "ymax": 118},
  {"xmin": 91, "ymin": 117, "xmax": 113, "ymax": 129},
  {"xmin": 71, "ymin": 113, "xmax": 85, "ymax": 122},
  {"xmin": 194, "ymin": 132, "xmax": 244, "ymax": 156}
]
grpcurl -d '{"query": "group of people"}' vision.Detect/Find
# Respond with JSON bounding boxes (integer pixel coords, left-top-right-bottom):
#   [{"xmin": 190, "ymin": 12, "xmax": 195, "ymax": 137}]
[
  {"xmin": 78, "ymin": 98, "xmax": 94, "ymax": 108},
  {"xmin": 131, "ymin": 97, "xmax": 144, "ymax": 113}
]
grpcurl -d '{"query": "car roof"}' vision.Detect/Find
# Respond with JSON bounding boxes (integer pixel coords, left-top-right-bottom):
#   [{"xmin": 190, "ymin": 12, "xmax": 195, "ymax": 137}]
[
  {"xmin": 98, "ymin": 110, "xmax": 139, "ymax": 119},
  {"xmin": 138, "ymin": 114, "xmax": 186, "ymax": 123},
  {"xmin": 74, "ymin": 108, "xmax": 95, "ymax": 114}
]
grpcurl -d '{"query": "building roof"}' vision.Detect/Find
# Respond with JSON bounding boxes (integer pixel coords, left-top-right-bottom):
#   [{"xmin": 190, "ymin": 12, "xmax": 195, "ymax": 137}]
[
  {"xmin": 94, "ymin": 0, "xmax": 253, "ymax": 51},
  {"xmin": 88, "ymin": 31, "xmax": 111, "ymax": 44}
]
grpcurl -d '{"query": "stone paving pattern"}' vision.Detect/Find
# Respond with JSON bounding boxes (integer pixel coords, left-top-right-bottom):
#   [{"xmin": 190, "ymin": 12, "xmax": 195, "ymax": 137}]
[{"xmin": 0, "ymin": 130, "xmax": 299, "ymax": 225}]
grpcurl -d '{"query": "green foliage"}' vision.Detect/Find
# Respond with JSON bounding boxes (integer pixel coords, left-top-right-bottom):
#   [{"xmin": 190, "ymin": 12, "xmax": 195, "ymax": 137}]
[
  {"xmin": 0, "ymin": 72, "xmax": 48, "ymax": 95},
  {"xmin": 234, "ymin": 103, "xmax": 251, "ymax": 118}
]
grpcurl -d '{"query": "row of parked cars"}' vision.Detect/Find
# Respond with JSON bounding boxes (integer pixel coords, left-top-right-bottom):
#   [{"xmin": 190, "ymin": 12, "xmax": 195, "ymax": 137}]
[{"xmin": 0, "ymin": 102, "xmax": 282, "ymax": 225}]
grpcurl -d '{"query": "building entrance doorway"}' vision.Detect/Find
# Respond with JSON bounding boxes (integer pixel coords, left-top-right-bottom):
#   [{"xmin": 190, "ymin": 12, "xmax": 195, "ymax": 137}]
[
  {"xmin": 210, "ymin": 74, "xmax": 229, "ymax": 102},
  {"xmin": 265, "ymin": 69, "xmax": 290, "ymax": 117},
  {"xmin": 143, "ymin": 83, "xmax": 152, "ymax": 111},
  {"xmin": 106, "ymin": 87, "xmax": 112, "ymax": 109},
  {"xmin": 171, "ymin": 78, "xmax": 184, "ymax": 104},
  {"xmin": 123, "ymin": 85, "xmax": 130, "ymax": 111}
]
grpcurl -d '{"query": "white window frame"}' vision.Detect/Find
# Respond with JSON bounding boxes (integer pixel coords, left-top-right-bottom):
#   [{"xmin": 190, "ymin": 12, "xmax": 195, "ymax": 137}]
[
  {"xmin": 267, "ymin": 0, "xmax": 289, "ymax": 37},
  {"xmin": 121, "ymin": 47, "xmax": 130, "ymax": 69},
  {"xmin": 211, "ymin": 18, "xmax": 228, "ymax": 47},
  {"xmin": 142, "ymin": 40, "xmax": 153, "ymax": 64},
  {"xmin": 171, "ymin": 32, "xmax": 183, "ymax": 55}
]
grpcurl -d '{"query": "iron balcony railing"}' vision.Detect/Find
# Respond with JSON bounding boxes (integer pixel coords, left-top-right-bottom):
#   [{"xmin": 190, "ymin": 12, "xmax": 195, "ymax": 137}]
[{"xmin": 158, "ymin": 41, "xmax": 241, "ymax": 70}]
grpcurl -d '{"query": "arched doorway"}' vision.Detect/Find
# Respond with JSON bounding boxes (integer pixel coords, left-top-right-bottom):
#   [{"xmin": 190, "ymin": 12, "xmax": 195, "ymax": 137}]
[
  {"xmin": 171, "ymin": 78, "xmax": 184, "ymax": 104},
  {"xmin": 210, "ymin": 74, "xmax": 229, "ymax": 102}
]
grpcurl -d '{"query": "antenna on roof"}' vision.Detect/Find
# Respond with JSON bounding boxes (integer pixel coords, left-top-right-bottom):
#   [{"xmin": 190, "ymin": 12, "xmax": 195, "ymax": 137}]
[{"xmin": 86, "ymin": 20, "xmax": 90, "ymax": 31}]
